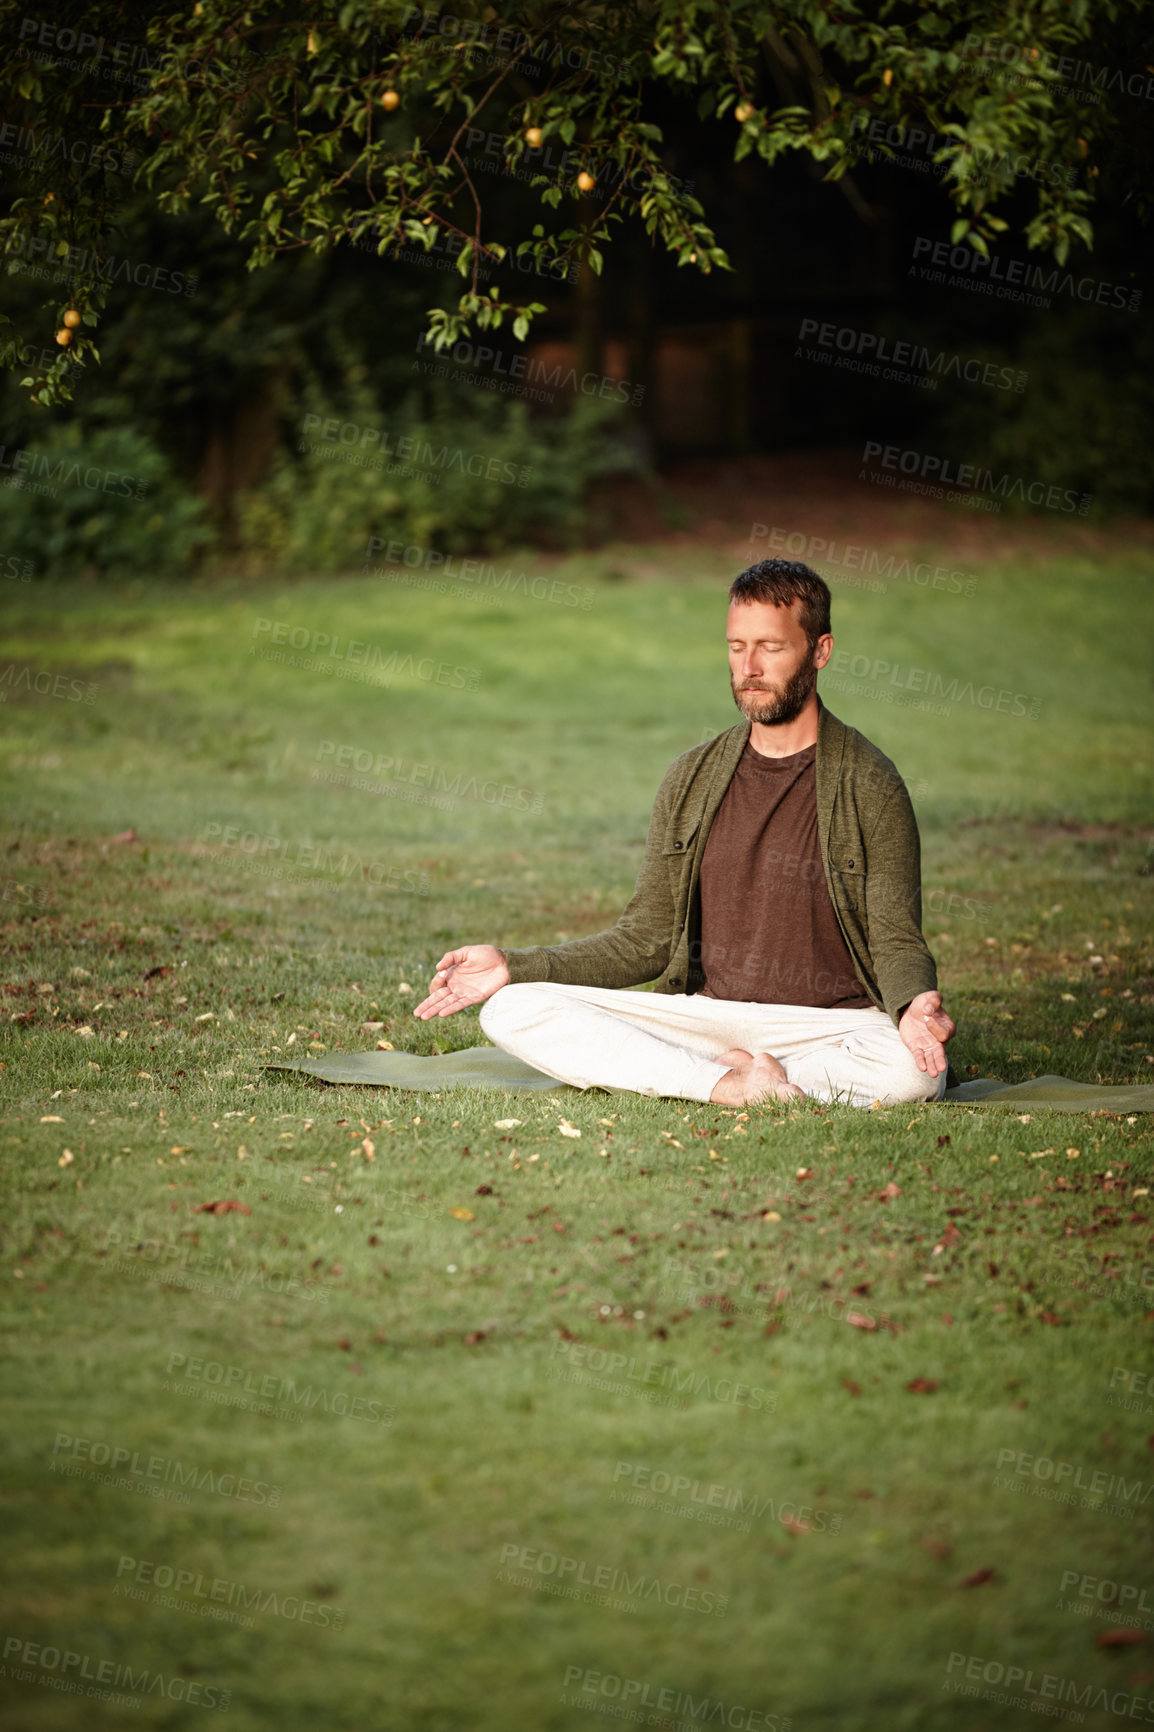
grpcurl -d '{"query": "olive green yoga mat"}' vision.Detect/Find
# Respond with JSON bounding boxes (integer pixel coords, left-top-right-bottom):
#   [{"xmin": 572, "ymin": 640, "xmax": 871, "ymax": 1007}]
[{"xmin": 265, "ymin": 1047, "xmax": 1154, "ymax": 1111}]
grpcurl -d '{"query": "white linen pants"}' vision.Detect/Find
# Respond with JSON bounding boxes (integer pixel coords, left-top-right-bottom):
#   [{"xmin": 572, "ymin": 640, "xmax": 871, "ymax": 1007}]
[{"xmin": 479, "ymin": 981, "xmax": 947, "ymax": 1108}]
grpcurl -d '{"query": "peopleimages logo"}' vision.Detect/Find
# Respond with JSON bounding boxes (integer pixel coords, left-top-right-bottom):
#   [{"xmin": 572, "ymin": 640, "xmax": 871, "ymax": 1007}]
[
  {"xmin": 363, "ymin": 536, "xmax": 593, "ymax": 608},
  {"xmin": 549, "ymin": 1338, "xmax": 771, "ymax": 1409},
  {"xmin": 50, "ymin": 1432, "xmax": 282, "ymax": 1507},
  {"xmin": 1058, "ymin": 1568, "xmax": 1154, "ymax": 1620},
  {"xmin": 958, "ymin": 30, "xmax": 1154, "ymax": 103},
  {"xmin": 861, "ymin": 440, "xmax": 1092, "ymax": 515},
  {"xmin": 498, "ymin": 1544, "xmax": 728, "ymax": 1616},
  {"xmin": 414, "ymin": 330, "xmax": 645, "ymax": 405},
  {"xmin": 827, "ymin": 650, "xmax": 1039, "ymax": 719},
  {"xmin": 560, "ymin": 1667, "xmax": 790, "ymax": 1730},
  {"xmin": 993, "ymin": 1446, "xmax": 1153, "ymax": 1519},
  {"xmin": 163, "ymin": 1351, "xmax": 394, "ymax": 1424},
  {"xmin": 944, "ymin": 1649, "xmax": 1154, "ymax": 1721},
  {"xmin": 114, "ymin": 1555, "xmax": 346, "ymax": 1631},
  {"xmin": 749, "ymin": 524, "xmax": 978, "ymax": 597},
  {"xmin": 0, "ymin": 442, "xmax": 147, "ymax": 499},
  {"xmin": 612, "ymin": 1460, "xmax": 840, "ymax": 1534},
  {"xmin": 798, "ymin": 316, "xmax": 1027, "ymax": 393},
  {"xmin": 2, "ymin": 1635, "xmax": 229, "ymax": 1713},
  {"xmin": 910, "ymin": 235, "xmax": 1141, "ymax": 312}
]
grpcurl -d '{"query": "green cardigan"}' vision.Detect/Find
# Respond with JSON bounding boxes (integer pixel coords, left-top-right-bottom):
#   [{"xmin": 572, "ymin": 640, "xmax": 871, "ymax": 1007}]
[{"xmin": 503, "ymin": 702, "xmax": 939, "ymax": 1028}]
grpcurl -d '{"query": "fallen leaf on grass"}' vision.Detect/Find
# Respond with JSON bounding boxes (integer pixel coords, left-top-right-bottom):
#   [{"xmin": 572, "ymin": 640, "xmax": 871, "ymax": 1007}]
[
  {"xmin": 1098, "ymin": 1629, "xmax": 1145, "ymax": 1649},
  {"xmin": 494, "ymin": 1118, "xmax": 522, "ymax": 1129},
  {"xmin": 463, "ymin": 1331, "xmax": 487, "ymax": 1346},
  {"xmin": 847, "ymin": 1312, "xmax": 877, "ymax": 1331},
  {"xmin": 841, "ymin": 1378, "xmax": 862, "ymax": 1397},
  {"xmin": 920, "ymin": 1537, "xmax": 951, "ymax": 1558},
  {"xmin": 558, "ymin": 1120, "xmax": 581, "ymax": 1139},
  {"xmin": 450, "ymin": 1207, "xmax": 476, "ymax": 1221},
  {"xmin": 58, "ymin": 1150, "xmax": 74, "ymax": 1167},
  {"xmin": 103, "ymin": 828, "xmax": 138, "ymax": 846},
  {"xmin": 936, "ymin": 1135, "xmax": 951, "ymax": 1147},
  {"xmin": 781, "ymin": 1514, "xmax": 811, "ymax": 1535},
  {"xmin": 40, "ymin": 1115, "xmax": 63, "ymax": 1123},
  {"xmin": 907, "ymin": 1377, "xmax": 938, "ymax": 1393},
  {"xmin": 360, "ymin": 1138, "xmax": 375, "ymax": 1161},
  {"xmin": 75, "ymin": 1026, "xmax": 95, "ymax": 1038},
  {"xmin": 876, "ymin": 1181, "xmax": 902, "ymax": 1202},
  {"xmin": 960, "ymin": 1567, "xmax": 997, "ymax": 1588},
  {"xmin": 194, "ymin": 1200, "xmax": 251, "ymax": 1215},
  {"xmin": 142, "ymin": 965, "xmax": 171, "ymax": 981}
]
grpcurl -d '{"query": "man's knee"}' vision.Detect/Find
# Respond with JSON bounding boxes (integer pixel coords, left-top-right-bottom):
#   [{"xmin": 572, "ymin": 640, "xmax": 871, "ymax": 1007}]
[
  {"xmin": 880, "ymin": 1050, "xmax": 947, "ymax": 1105},
  {"xmin": 479, "ymin": 982, "xmax": 546, "ymax": 1039}
]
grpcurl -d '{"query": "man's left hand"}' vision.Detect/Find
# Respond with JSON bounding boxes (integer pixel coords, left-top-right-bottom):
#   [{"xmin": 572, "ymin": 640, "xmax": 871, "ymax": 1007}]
[{"xmin": 898, "ymin": 989, "xmax": 956, "ymax": 1078}]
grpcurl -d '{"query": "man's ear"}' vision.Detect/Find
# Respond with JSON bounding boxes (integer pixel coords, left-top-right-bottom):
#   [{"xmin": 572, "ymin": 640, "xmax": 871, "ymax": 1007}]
[{"xmin": 813, "ymin": 634, "xmax": 834, "ymax": 671}]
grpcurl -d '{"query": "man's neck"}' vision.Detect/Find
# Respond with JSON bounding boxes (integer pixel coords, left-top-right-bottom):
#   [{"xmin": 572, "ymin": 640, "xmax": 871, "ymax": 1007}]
[{"xmin": 747, "ymin": 695, "xmax": 821, "ymax": 759}]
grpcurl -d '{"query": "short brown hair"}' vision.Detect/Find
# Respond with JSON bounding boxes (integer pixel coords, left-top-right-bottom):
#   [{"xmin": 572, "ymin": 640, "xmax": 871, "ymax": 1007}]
[{"xmin": 728, "ymin": 559, "xmax": 831, "ymax": 652}]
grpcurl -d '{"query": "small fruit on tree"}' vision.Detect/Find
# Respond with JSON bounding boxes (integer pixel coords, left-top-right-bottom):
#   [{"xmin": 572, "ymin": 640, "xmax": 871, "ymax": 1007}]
[
  {"xmin": 56, "ymin": 328, "xmax": 73, "ymax": 346},
  {"xmin": 525, "ymin": 126, "xmax": 543, "ymax": 147},
  {"xmin": 381, "ymin": 89, "xmax": 400, "ymax": 110},
  {"xmin": 62, "ymin": 309, "xmax": 81, "ymax": 328},
  {"xmin": 576, "ymin": 169, "xmax": 595, "ymax": 192}
]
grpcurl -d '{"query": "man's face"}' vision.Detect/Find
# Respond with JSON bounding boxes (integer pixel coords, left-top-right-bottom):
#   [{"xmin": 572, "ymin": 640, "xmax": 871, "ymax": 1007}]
[{"xmin": 726, "ymin": 599, "xmax": 831, "ymax": 727}]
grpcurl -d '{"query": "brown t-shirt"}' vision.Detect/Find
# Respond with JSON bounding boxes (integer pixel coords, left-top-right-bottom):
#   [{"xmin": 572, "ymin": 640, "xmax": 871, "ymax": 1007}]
[{"xmin": 697, "ymin": 739, "xmax": 874, "ymax": 1008}]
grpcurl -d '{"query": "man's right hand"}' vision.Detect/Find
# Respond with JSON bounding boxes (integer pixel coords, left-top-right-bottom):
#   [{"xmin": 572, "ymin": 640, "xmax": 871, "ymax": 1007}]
[{"xmin": 413, "ymin": 944, "xmax": 510, "ymax": 1019}]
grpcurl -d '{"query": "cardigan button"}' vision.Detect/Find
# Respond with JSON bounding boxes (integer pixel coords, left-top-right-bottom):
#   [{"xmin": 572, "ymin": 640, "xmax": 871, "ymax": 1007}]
[
  {"xmin": 673, "ymin": 840, "xmax": 683, "ymax": 850},
  {"xmin": 669, "ymin": 978, "xmax": 682, "ymax": 988}
]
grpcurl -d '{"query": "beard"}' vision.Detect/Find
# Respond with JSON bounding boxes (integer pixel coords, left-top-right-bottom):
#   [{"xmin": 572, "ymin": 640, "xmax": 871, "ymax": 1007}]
[{"xmin": 731, "ymin": 655, "xmax": 817, "ymax": 727}]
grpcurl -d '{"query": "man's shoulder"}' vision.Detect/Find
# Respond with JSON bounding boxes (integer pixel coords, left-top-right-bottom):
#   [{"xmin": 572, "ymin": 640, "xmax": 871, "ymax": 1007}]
[
  {"xmin": 819, "ymin": 704, "xmax": 906, "ymax": 792},
  {"xmin": 659, "ymin": 724, "xmax": 746, "ymax": 791}
]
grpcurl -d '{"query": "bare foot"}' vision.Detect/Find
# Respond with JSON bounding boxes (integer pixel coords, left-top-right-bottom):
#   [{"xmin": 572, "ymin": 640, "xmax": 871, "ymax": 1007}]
[{"xmin": 710, "ymin": 1049, "xmax": 805, "ymax": 1106}]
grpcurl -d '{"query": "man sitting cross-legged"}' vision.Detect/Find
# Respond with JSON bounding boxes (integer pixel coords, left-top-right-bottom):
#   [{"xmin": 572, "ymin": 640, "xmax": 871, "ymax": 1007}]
[{"xmin": 414, "ymin": 559, "xmax": 956, "ymax": 1108}]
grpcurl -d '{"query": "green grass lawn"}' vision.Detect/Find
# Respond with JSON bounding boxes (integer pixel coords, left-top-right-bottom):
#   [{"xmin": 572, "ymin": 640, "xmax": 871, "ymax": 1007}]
[{"xmin": 1, "ymin": 541, "xmax": 1152, "ymax": 1731}]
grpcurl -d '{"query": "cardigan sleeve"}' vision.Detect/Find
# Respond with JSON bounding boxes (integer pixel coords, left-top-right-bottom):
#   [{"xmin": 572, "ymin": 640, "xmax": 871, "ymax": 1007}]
[{"xmin": 862, "ymin": 781, "xmax": 939, "ymax": 1023}]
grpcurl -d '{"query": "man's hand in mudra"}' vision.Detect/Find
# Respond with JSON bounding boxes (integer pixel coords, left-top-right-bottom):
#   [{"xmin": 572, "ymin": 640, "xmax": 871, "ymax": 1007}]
[
  {"xmin": 413, "ymin": 944, "xmax": 510, "ymax": 1019},
  {"xmin": 897, "ymin": 989, "xmax": 956, "ymax": 1078}
]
